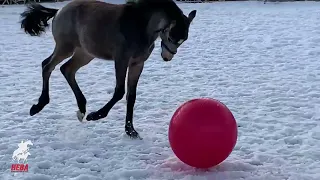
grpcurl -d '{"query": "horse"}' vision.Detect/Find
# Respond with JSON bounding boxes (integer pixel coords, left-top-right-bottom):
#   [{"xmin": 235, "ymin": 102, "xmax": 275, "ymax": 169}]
[
  {"xmin": 13, "ymin": 152, "xmax": 31, "ymax": 164},
  {"xmin": 12, "ymin": 140, "xmax": 33, "ymax": 161},
  {"xmin": 20, "ymin": 0, "xmax": 197, "ymax": 139}
]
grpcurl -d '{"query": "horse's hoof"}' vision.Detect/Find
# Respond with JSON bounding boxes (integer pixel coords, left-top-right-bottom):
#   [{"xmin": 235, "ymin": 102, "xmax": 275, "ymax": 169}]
[
  {"xmin": 126, "ymin": 128, "xmax": 142, "ymax": 140},
  {"xmin": 30, "ymin": 104, "xmax": 42, "ymax": 116},
  {"xmin": 129, "ymin": 132, "xmax": 143, "ymax": 140},
  {"xmin": 76, "ymin": 110, "xmax": 85, "ymax": 122},
  {"xmin": 86, "ymin": 111, "xmax": 102, "ymax": 121}
]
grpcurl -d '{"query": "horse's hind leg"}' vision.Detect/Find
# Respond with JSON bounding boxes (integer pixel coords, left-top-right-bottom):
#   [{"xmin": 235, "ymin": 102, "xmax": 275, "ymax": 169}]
[
  {"xmin": 60, "ymin": 48, "xmax": 94, "ymax": 121},
  {"xmin": 30, "ymin": 44, "xmax": 75, "ymax": 116},
  {"xmin": 41, "ymin": 54, "xmax": 52, "ymax": 69}
]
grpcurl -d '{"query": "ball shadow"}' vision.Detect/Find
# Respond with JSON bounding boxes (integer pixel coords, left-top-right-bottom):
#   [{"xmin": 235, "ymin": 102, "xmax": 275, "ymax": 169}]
[{"xmin": 159, "ymin": 156, "xmax": 256, "ymax": 178}]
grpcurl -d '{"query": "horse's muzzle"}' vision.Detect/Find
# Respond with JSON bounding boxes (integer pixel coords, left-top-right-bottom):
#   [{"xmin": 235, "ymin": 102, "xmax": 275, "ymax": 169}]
[
  {"xmin": 161, "ymin": 51, "xmax": 173, "ymax": 61},
  {"xmin": 161, "ymin": 41, "xmax": 175, "ymax": 61}
]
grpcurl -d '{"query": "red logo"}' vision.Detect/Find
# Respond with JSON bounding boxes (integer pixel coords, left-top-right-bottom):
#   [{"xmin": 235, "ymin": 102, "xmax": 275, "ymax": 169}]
[
  {"xmin": 11, "ymin": 140, "xmax": 33, "ymax": 173},
  {"xmin": 11, "ymin": 164, "xmax": 28, "ymax": 172}
]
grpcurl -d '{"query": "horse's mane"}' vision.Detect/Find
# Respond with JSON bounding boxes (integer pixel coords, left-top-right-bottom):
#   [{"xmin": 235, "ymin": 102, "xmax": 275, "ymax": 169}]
[
  {"xmin": 126, "ymin": 0, "xmax": 174, "ymax": 5},
  {"xmin": 126, "ymin": 0, "xmax": 183, "ymax": 19}
]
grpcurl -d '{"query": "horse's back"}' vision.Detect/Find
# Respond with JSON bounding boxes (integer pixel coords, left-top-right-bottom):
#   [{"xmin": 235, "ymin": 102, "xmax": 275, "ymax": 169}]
[{"xmin": 52, "ymin": 0, "xmax": 126, "ymax": 56}]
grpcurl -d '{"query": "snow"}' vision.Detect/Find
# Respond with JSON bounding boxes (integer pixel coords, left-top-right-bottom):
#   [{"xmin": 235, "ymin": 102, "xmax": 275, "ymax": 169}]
[{"xmin": 1, "ymin": 0, "xmax": 320, "ymax": 179}]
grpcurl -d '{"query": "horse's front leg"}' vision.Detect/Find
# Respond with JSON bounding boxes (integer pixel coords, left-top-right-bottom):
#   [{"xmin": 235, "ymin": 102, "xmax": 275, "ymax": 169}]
[
  {"xmin": 86, "ymin": 53, "xmax": 129, "ymax": 121},
  {"xmin": 125, "ymin": 62, "xmax": 144, "ymax": 139},
  {"xmin": 125, "ymin": 44, "xmax": 154, "ymax": 139}
]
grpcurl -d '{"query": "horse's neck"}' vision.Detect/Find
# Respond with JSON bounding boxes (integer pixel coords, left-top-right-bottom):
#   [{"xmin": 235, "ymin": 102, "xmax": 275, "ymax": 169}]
[{"xmin": 146, "ymin": 12, "xmax": 168, "ymax": 42}]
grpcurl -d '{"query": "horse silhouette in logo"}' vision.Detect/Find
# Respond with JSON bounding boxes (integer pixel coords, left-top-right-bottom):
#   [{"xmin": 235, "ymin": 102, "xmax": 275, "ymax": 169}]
[{"xmin": 12, "ymin": 140, "xmax": 33, "ymax": 163}]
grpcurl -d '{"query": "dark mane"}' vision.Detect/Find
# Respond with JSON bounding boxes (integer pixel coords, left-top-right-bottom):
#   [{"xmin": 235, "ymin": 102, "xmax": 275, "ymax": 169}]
[
  {"xmin": 126, "ymin": 0, "xmax": 184, "ymax": 20},
  {"xmin": 120, "ymin": 0, "xmax": 185, "ymax": 47}
]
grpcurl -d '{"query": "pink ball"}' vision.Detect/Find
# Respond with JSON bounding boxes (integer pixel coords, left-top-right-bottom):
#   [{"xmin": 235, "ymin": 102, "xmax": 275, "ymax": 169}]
[{"xmin": 168, "ymin": 98, "xmax": 238, "ymax": 169}]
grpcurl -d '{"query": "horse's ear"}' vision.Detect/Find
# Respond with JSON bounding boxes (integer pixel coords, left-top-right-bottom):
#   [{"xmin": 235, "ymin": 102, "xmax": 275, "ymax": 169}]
[{"xmin": 188, "ymin": 10, "xmax": 197, "ymax": 22}]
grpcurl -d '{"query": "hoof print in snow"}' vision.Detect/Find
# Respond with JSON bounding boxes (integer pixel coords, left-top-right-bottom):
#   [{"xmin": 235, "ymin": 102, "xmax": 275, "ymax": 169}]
[
  {"xmin": 90, "ymin": 166, "xmax": 101, "ymax": 172},
  {"xmin": 76, "ymin": 157, "xmax": 90, "ymax": 164},
  {"xmin": 37, "ymin": 161, "xmax": 51, "ymax": 169},
  {"xmin": 71, "ymin": 174, "xmax": 102, "ymax": 180}
]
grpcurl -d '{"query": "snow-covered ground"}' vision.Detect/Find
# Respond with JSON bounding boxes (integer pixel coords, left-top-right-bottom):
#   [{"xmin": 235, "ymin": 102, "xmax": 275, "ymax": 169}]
[{"xmin": 1, "ymin": 0, "xmax": 320, "ymax": 179}]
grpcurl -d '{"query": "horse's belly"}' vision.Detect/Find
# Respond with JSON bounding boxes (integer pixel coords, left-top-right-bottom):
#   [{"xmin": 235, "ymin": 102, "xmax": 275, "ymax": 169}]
[
  {"xmin": 86, "ymin": 47, "xmax": 114, "ymax": 60},
  {"xmin": 95, "ymin": 53, "xmax": 114, "ymax": 60},
  {"xmin": 79, "ymin": 37, "xmax": 115, "ymax": 60}
]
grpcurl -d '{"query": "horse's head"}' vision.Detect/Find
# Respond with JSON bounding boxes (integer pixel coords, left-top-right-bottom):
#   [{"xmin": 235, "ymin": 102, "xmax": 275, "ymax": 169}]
[
  {"xmin": 126, "ymin": 0, "xmax": 196, "ymax": 61},
  {"xmin": 159, "ymin": 10, "xmax": 196, "ymax": 61},
  {"xmin": 25, "ymin": 140, "xmax": 33, "ymax": 146}
]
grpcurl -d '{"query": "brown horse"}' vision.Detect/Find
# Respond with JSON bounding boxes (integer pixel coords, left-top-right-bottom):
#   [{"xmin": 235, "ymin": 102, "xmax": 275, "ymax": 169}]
[{"xmin": 20, "ymin": 0, "xmax": 196, "ymax": 139}]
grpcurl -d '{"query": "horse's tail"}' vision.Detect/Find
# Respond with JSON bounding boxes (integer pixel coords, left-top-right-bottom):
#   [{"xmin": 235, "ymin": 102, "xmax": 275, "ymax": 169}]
[{"xmin": 20, "ymin": 3, "xmax": 59, "ymax": 36}]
